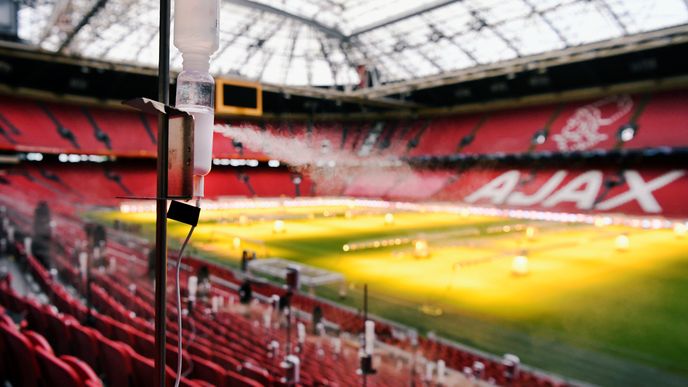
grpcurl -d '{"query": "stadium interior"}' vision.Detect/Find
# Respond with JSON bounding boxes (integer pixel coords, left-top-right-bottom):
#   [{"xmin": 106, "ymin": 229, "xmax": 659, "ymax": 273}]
[{"xmin": 0, "ymin": 1, "xmax": 687, "ymax": 386}]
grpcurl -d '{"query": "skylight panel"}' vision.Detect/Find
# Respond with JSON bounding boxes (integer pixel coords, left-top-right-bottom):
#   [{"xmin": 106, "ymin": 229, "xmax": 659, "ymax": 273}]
[
  {"xmin": 499, "ymin": 13, "xmax": 566, "ymax": 56},
  {"xmin": 431, "ymin": 39, "xmax": 476, "ymax": 71},
  {"xmin": 548, "ymin": 1, "xmax": 623, "ymax": 45},
  {"xmin": 459, "ymin": 28, "xmax": 517, "ymax": 64},
  {"xmin": 13, "ymin": 0, "xmax": 688, "ymax": 87},
  {"xmin": 605, "ymin": 0, "xmax": 688, "ymax": 35},
  {"xmin": 475, "ymin": 0, "xmax": 531, "ymax": 25}
]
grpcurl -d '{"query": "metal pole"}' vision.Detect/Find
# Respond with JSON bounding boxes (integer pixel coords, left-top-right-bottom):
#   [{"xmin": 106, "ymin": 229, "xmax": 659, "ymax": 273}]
[
  {"xmin": 155, "ymin": 0, "xmax": 171, "ymax": 385},
  {"xmin": 363, "ymin": 283, "xmax": 367, "ymax": 387},
  {"xmin": 286, "ymin": 306, "xmax": 292, "ymax": 355},
  {"xmin": 363, "ymin": 284, "xmax": 367, "ymax": 321},
  {"xmin": 85, "ymin": 250, "xmax": 92, "ymax": 326}
]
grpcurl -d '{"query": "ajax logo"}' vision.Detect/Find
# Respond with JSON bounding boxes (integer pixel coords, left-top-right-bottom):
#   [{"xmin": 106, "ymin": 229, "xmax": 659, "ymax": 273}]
[{"xmin": 552, "ymin": 95, "xmax": 633, "ymax": 151}]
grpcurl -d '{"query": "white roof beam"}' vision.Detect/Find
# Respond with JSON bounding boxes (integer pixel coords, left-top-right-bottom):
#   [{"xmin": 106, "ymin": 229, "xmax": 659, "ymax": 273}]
[
  {"xmin": 349, "ymin": 0, "xmax": 462, "ymax": 37},
  {"xmin": 226, "ymin": 0, "xmax": 346, "ymax": 40}
]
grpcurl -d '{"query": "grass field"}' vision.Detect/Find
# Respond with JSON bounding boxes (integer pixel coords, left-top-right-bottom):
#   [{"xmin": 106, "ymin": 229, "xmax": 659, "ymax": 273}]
[{"xmin": 98, "ymin": 205, "xmax": 688, "ymax": 386}]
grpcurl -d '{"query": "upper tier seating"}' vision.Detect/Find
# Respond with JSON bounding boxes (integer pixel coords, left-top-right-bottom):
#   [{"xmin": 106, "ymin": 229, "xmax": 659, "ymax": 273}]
[{"xmin": 1, "ymin": 90, "xmax": 685, "ymax": 159}]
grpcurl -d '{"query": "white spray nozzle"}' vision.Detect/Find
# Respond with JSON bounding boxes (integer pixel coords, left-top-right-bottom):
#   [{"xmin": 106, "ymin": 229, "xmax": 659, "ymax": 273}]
[
  {"xmin": 211, "ymin": 296, "xmax": 219, "ymax": 313},
  {"xmin": 297, "ymin": 322, "xmax": 306, "ymax": 344},
  {"xmin": 194, "ymin": 175, "xmax": 205, "ymax": 198},
  {"xmin": 78, "ymin": 252, "xmax": 88, "ymax": 278},
  {"xmin": 425, "ymin": 362, "xmax": 435, "ymax": 381},
  {"xmin": 364, "ymin": 320, "xmax": 375, "ymax": 355},
  {"xmin": 188, "ymin": 275, "xmax": 198, "ymax": 302},
  {"xmin": 24, "ymin": 237, "xmax": 32, "ymax": 257},
  {"xmin": 437, "ymin": 360, "xmax": 446, "ymax": 384}
]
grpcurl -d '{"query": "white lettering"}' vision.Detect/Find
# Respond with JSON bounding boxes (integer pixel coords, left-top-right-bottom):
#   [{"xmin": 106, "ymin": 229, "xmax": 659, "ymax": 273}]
[
  {"xmin": 464, "ymin": 169, "xmax": 684, "ymax": 214},
  {"xmin": 596, "ymin": 170, "xmax": 685, "ymax": 213},
  {"xmin": 507, "ymin": 170, "xmax": 567, "ymax": 206},
  {"xmin": 465, "ymin": 171, "xmax": 520, "ymax": 205},
  {"xmin": 542, "ymin": 171, "xmax": 603, "ymax": 209}
]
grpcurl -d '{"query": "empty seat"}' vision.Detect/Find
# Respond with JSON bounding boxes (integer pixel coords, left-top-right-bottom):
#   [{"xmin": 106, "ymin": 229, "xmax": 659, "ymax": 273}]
[
  {"xmin": 129, "ymin": 347, "xmax": 158, "ymax": 387},
  {"xmin": 0, "ymin": 315, "xmax": 6, "ymax": 380},
  {"xmin": 35, "ymin": 346, "xmax": 85, "ymax": 387},
  {"xmin": 25, "ymin": 298, "xmax": 49, "ymax": 334},
  {"xmin": 60, "ymin": 355, "xmax": 103, "ymax": 387},
  {"xmin": 212, "ymin": 352, "xmax": 241, "ymax": 373},
  {"xmin": 189, "ymin": 355, "xmax": 226, "ymax": 385},
  {"xmin": 133, "ymin": 327, "xmax": 156, "ymax": 358},
  {"xmin": 240, "ymin": 362, "xmax": 273, "ymax": 386},
  {"xmin": 0, "ymin": 323, "xmax": 42, "ymax": 387},
  {"xmin": 44, "ymin": 309, "xmax": 73, "ymax": 355},
  {"xmin": 23, "ymin": 329, "xmax": 53, "ymax": 352},
  {"xmin": 129, "ymin": 346, "xmax": 201, "ymax": 387},
  {"xmin": 68, "ymin": 322, "xmax": 101, "ymax": 370},
  {"xmin": 99, "ymin": 336, "xmax": 133, "ymax": 386},
  {"xmin": 225, "ymin": 369, "xmax": 264, "ymax": 387}
]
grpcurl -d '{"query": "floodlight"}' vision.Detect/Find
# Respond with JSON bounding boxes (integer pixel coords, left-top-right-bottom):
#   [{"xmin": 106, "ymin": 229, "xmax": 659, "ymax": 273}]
[
  {"xmin": 617, "ymin": 123, "xmax": 637, "ymax": 143},
  {"xmin": 511, "ymin": 255, "xmax": 529, "ymax": 276},
  {"xmin": 531, "ymin": 129, "xmax": 547, "ymax": 145},
  {"xmin": 273, "ymin": 219, "xmax": 285, "ymax": 233},
  {"xmin": 615, "ymin": 234, "xmax": 629, "ymax": 251},
  {"xmin": 384, "ymin": 213, "xmax": 394, "ymax": 225},
  {"xmin": 414, "ymin": 239, "xmax": 429, "ymax": 258}
]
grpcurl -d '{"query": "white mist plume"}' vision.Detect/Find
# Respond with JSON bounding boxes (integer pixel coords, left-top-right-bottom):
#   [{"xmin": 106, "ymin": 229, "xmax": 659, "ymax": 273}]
[{"xmin": 215, "ymin": 124, "xmax": 416, "ymax": 194}]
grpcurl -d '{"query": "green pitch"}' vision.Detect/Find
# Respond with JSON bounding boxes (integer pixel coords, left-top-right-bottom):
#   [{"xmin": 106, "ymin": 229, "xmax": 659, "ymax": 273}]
[{"xmin": 98, "ymin": 206, "xmax": 688, "ymax": 386}]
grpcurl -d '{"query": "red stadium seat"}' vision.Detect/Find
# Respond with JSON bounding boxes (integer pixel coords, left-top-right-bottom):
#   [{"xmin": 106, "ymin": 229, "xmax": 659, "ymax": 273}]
[
  {"xmin": 34, "ymin": 346, "xmax": 84, "ymax": 387},
  {"xmin": 0, "ymin": 311, "xmax": 14, "ymax": 327},
  {"xmin": 133, "ymin": 327, "xmax": 156, "ymax": 358},
  {"xmin": 60, "ymin": 355, "xmax": 103, "ymax": 387},
  {"xmin": 240, "ymin": 361, "xmax": 273, "ymax": 386},
  {"xmin": 0, "ymin": 316, "xmax": 6, "ymax": 380},
  {"xmin": 68, "ymin": 322, "xmax": 101, "ymax": 370},
  {"xmin": 212, "ymin": 351, "xmax": 242, "ymax": 373},
  {"xmin": 189, "ymin": 355, "xmax": 226, "ymax": 385},
  {"xmin": 44, "ymin": 309, "xmax": 74, "ymax": 355},
  {"xmin": 99, "ymin": 336, "xmax": 133, "ymax": 386},
  {"xmin": 129, "ymin": 347, "xmax": 159, "ymax": 386},
  {"xmin": 0, "ymin": 323, "xmax": 42, "ymax": 387},
  {"xmin": 225, "ymin": 369, "xmax": 264, "ymax": 387},
  {"xmin": 130, "ymin": 347, "xmax": 207, "ymax": 387},
  {"xmin": 23, "ymin": 329, "xmax": 54, "ymax": 352}
]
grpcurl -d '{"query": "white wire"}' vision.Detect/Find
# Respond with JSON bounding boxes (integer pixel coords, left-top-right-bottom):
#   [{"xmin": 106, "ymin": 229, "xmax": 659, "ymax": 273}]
[{"xmin": 174, "ymin": 224, "xmax": 195, "ymax": 387}]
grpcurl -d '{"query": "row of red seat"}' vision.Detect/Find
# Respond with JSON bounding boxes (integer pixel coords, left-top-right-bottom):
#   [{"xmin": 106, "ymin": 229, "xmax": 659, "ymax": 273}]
[
  {"xmin": 41, "ymin": 223, "xmax": 430, "ymax": 387},
  {"xmin": 44, "ymin": 241, "xmax": 357, "ymax": 386},
  {"xmin": 233, "ymin": 91, "xmax": 688, "ymax": 156},
  {"xmin": 0, "ymin": 277, "xmax": 102, "ymax": 387},
  {"xmin": 17, "ymin": 247, "xmax": 266, "ymax": 387},
  {"xmin": 0, "ymin": 279, "xmax": 222, "ymax": 387},
  {"xmin": 176, "ymin": 244, "xmax": 565, "ymax": 387}
]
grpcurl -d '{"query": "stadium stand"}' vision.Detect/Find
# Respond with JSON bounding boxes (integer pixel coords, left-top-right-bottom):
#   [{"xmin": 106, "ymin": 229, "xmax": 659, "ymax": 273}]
[
  {"xmin": 0, "ymin": 195, "xmax": 571, "ymax": 386},
  {"xmin": 0, "ymin": 82, "xmax": 685, "ymax": 387}
]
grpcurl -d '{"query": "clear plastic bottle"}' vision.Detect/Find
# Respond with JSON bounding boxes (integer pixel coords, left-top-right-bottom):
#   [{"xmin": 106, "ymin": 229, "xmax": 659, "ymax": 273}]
[
  {"xmin": 176, "ymin": 68, "xmax": 214, "ymax": 177},
  {"xmin": 173, "ymin": 0, "xmax": 220, "ymax": 197}
]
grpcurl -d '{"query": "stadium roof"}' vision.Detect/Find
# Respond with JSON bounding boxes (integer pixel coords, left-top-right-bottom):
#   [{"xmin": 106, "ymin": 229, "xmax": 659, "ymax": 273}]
[{"xmin": 16, "ymin": 0, "xmax": 688, "ymax": 89}]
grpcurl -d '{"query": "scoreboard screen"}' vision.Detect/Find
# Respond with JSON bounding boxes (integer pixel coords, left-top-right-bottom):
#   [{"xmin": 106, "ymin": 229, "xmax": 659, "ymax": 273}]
[{"xmin": 215, "ymin": 78, "xmax": 262, "ymax": 116}]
